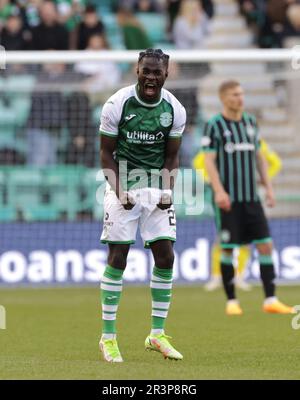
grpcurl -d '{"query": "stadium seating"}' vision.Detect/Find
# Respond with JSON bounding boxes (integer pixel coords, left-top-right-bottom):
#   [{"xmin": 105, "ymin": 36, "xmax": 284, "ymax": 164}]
[
  {"xmin": 101, "ymin": 13, "xmax": 125, "ymax": 49},
  {"xmin": 0, "ymin": 205, "xmax": 18, "ymax": 222},
  {"xmin": 95, "ymin": 0, "xmax": 113, "ymax": 15},
  {"xmin": 0, "ymin": 166, "xmax": 108, "ymax": 222},
  {"xmin": 10, "ymin": 97, "xmax": 31, "ymax": 128},
  {"xmin": 5, "ymin": 75, "xmax": 36, "ymax": 97},
  {"xmin": 6, "ymin": 168, "xmax": 43, "ymax": 216},
  {"xmin": 22, "ymin": 205, "xmax": 61, "ymax": 222},
  {"xmin": 135, "ymin": 13, "xmax": 167, "ymax": 45},
  {"xmin": 0, "ymin": 169, "xmax": 5, "ymax": 206},
  {"xmin": 82, "ymin": 168, "xmax": 105, "ymax": 220},
  {"xmin": 0, "ymin": 75, "xmax": 35, "ymax": 156},
  {"xmin": 44, "ymin": 165, "xmax": 86, "ymax": 221}
]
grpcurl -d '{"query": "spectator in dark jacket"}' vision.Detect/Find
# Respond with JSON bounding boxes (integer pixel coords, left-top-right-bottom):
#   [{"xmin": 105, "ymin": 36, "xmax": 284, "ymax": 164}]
[
  {"xmin": 76, "ymin": 5, "xmax": 105, "ymax": 50},
  {"xmin": 65, "ymin": 92, "xmax": 96, "ymax": 167},
  {"xmin": 0, "ymin": 14, "xmax": 27, "ymax": 50},
  {"xmin": 31, "ymin": 0, "xmax": 69, "ymax": 50}
]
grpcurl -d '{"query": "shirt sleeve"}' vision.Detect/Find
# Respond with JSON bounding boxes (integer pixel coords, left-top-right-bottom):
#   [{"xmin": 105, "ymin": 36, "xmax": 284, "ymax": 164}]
[
  {"xmin": 253, "ymin": 118, "xmax": 261, "ymax": 152},
  {"xmin": 169, "ymin": 104, "xmax": 186, "ymax": 138},
  {"xmin": 201, "ymin": 121, "xmax": 218, "ymax": 152},
  {"xmin": 99, "ymin": 98, "xmax": 120, "ymax": 137}
]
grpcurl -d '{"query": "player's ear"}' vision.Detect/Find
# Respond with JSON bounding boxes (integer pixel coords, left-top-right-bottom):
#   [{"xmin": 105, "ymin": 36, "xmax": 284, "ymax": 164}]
[{"xmin": 165, "ymin": 70, "xmax": 168, "ymax": 78}]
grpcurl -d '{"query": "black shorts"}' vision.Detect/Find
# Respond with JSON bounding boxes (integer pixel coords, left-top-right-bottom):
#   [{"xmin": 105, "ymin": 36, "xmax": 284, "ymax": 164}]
[{"xmin": 214, "ymin": 201, "xmax": 272, "ymax": 248}]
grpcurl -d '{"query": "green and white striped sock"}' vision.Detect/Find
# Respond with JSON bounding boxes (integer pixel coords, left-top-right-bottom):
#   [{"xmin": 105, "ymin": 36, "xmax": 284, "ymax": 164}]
[
  {"xmin": 150, "ymin": 266, "xmax": 173, "ymax": 335},
  {"xmin": 100, "ymin": 264, "xmax": 124, "ymax": 337}
]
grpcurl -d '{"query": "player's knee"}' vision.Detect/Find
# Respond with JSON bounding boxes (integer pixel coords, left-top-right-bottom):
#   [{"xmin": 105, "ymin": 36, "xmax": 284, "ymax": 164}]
[
  {"xmin": 107, "ymin": 252, "xmax": 127, "ymax": 269},
  {"xmin": 257, "ymin": 242, "xmax": 273, "ymax": 255},
  {"xmin": 155, "ymin": 251, "xmax": 174, "ymax": 269},
  {"xmin": 222, "ymin": 249, "xmax": 233, "ymax": 257}
]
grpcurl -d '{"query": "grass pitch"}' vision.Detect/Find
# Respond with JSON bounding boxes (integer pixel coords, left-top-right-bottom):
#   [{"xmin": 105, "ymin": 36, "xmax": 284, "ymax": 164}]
[{"xmin": 0, "ymin": 285, "xmax": 300, "ymax": 380}]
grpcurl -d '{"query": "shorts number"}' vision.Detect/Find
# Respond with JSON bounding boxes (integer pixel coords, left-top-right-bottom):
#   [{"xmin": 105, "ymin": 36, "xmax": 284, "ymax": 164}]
[{"xmin": 168, "ymin": 209, "xmax": 176, "ymax": 226}]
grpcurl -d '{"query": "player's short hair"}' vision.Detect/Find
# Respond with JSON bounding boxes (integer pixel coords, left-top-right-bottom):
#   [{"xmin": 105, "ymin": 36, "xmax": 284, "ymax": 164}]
[
  {"xmin": 219, "ymin": 80, "xmax": 241, "ymax": 96},
  {"xmin": 138, "ymin": 48, "xmax": 170, "ymax": 68}
]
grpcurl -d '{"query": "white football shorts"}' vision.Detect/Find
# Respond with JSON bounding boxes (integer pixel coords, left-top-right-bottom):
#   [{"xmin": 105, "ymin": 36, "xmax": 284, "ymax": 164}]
[{"xmin": 100, "ymin": 186, "xmax": 176, "ymax": 247}]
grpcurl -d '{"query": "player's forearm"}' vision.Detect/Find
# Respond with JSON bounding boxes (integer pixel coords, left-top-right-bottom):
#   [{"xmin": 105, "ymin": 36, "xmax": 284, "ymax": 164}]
[
  {"xmin": 256, "ymin": 152, "xmax": 272, "ymax": 190},
  {"xmin": 100, "ymin": 150, "xmax": 122, "ymax": 198},
  {"xmin": 162, "ymin": 155, "xmax": 179, "ymax": 190},
  {"xmin": 204, "ymin": 155, "xmax": 225, "ymax": 194}
]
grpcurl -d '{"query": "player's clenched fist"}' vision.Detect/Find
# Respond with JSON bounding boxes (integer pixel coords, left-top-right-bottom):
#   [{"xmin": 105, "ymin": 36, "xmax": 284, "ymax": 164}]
[
  {"xmin": 157, "ymin": 190, "xmax": 172, "ymax": 210},
  {"xmin": 215, "ymin": 190, "xmax": 231, "ymax": 212},
  {"xmin": 119, "ymin": 192, "xmax": 135, "ymax": 210}
]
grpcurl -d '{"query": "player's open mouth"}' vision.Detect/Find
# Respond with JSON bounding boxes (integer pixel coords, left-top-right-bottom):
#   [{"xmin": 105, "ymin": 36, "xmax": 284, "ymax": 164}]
[{"xmin": 144, "ymin": 83, "xmax": 157, "ymax": 97}]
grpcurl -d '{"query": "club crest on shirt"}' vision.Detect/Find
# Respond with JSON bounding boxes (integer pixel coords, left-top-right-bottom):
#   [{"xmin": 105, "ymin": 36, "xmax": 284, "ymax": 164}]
[
  {"xmin": 246, "ymin": 125, "xmax": 255, "ymax": 137},
  {"xmin": 220, "ymin": 229, "xmax": 231, "ymax": 242},
  {"xmin": 160, "ymin": 112, "xmax": 173, "ymax": 127}
]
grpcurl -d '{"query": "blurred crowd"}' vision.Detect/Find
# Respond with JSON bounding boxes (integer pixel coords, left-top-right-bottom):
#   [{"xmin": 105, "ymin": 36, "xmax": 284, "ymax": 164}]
[
  {"xmin": 1, "ymin": 0, "xmax": 300, "ymax": 169},
  {"xmin": 1, "ymin": 0, "xmax": 300, "ymax": 51},
  {"xmin": 0, "ymin": 0, "xmax": 215, "ymax": 169},
  {"xmin": 240, "ymin": 0, "xmax": 300, "ymax": 47},
  {"xmin": 0, "ymin": 0, "xmax": 214, "ymax": 51}
]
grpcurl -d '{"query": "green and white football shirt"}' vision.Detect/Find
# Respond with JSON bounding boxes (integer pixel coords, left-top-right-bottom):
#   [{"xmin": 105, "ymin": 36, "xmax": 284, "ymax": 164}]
[
  {"xmin": 202, "ymin": 112, "xmax": 260, "ymax": 202},
  {"xmin": 99, "ymin": 84, "xmax": 186, "ymax": 189}
]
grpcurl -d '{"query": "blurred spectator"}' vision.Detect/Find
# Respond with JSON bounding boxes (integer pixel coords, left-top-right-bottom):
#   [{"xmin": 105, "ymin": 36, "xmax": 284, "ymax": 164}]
[
  {"xmin": 172, "ymin": 0, "xmax": 211, "ymax": 49},
  {"xmin": 133, "ymin": 0, "xmax": 163, "ymax": 12},
  {"xmin": 26, "ymin": 62, "xmax": 68, "ymax": 166},
  {"xmin": 0, "ymin": 149, "xmax": 25, "ymax": 165},
  {"xmin": 266, "ymin": 0, "xmax": 288, "ymax": 25},
  {"xmin": 238, "ymin": 0, "xmax": 262, "ymax": 26},
  {"xmin": 0, "ymin": 14, "xmax": 28, "ymax": 50},
  {"xmin": 54, "ymin": 0, "xmax": 86, "ymax": 32},
  {"xmin": 75, "ymin": 4, "xmax": 105, "ymax": 50},
  {"xmin": 285, "ymin": 3, "xmax": 300, "ymax": 38},
  {"xmin": 74, "ymin": 33, "xmax": 121, "ymax": 92},
  {"xmin": 167, "ymin": 0, "xmax": 214, "ymax": 33},
  {"xmin": 116, "ymin": 6, "xmax": 153, "ymax": 49},
  {"xmin": 0, "ymin": 0, "xmax": 17, "ymax": 30},
  {"xmin": 65, "ymin": 92, "xmax": 96, "ymax": 167},
  {"xmin": 256, "ymin": 0, "xmax": 295, "ymax": 47},
  {"xmin": 16, "ymin": 0, "xmax": 42, "ymax": 29},
  {"xmin": 31, "ymin": 0, "xmax": 69, "ymax": 50}
]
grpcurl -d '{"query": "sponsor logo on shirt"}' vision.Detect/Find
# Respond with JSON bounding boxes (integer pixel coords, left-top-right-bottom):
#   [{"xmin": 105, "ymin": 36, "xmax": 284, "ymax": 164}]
[
  {"xmin": 126, "ymin": 131, "xmax": 164, "ymax": 144},
  {"xmin": 246, "ymin": 125, "xmax": 256, "ymax": 137},
  {"xmin": 224, "ymin": 142, "xmax": 255, "ymax": 153}
]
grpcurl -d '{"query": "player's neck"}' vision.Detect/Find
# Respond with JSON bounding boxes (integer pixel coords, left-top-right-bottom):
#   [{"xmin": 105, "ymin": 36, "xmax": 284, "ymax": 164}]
[{"xmin": 222, "ymin": 109, "xmax": 243, "ymax": 122}]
